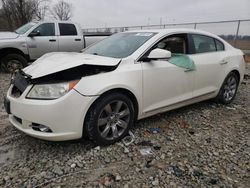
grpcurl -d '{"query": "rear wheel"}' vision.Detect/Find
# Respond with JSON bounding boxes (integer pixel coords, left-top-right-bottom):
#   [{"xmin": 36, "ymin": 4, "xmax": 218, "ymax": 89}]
[
  {"xmin": 216, "ymin": 72, "xmax": 239, "ymax": 104},
  {"xmin": 1, "ymin": 54, "xmax": 28, "ymax": 73},
  {"xmin": 84, "ymin": 93, "xmax": 135, "ymax": 145}
]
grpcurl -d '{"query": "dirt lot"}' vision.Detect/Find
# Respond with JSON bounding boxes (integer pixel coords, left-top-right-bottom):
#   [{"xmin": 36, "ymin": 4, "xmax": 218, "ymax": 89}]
[
  {"xmin": 227, "ymin": 40, "xmax": 250, "ymax": 51},
  {"xmin": 245, "ymin": 55, "xmax": 250, "ymax": 63},
  {"xmin": 0, "ymin": 65, "xmax": 250, "ymax": 188}
]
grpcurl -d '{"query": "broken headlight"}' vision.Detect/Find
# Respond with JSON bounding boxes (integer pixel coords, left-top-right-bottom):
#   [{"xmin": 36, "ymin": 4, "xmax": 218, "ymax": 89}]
[{"xmin": 26, "ymin": 80, "xmax": 79, "ymax": 99}]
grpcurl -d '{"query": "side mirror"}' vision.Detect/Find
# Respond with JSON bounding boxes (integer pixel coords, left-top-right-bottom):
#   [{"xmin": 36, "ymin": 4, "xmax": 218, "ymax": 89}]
[
  {"xmin": 29, "ymin": 31, "xmax": 40, "ymax": 37},
  {"xmin": 147, "ymin": 48, "xmax": 171, "ymax": 60}
]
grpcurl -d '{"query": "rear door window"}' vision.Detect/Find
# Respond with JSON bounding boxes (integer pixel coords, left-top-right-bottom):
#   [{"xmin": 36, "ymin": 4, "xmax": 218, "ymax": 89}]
[
  {"xmin": 59, "ymin": 23, "xmax": 77, "ymax": 36},
  {"xmin": 191, "ymin": 34, "xmax": 216, "ymax": 53},
  {"xmin": 215, "ymin": 39, "xmax": 224, "ymax": 51}
]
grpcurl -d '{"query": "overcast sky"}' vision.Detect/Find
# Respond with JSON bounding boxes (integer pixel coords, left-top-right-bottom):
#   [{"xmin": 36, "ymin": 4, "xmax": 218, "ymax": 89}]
[
  {"xmin": 1, "ymin": 0, "xmax": 249, "ymax": 34},
  {"xmin": 61, "ymin": 0, "xmax": 250, "ymax": 29}
]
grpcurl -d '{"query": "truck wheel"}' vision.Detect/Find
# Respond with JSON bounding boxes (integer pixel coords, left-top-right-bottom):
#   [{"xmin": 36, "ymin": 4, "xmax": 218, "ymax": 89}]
[
  {"xmin": 215, "ymin": 72, "xmax": 239, "ymax": 104},
  {"xmin": 84, "ymin": 93, "xmax": 135, "ymax": 145},
  {"xmin": 1, "ymin": 54, "xmax": 28, "ymax": 73}
]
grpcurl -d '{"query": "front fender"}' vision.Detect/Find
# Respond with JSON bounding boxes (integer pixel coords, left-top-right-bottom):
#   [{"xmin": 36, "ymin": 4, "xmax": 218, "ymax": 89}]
[
  {"xmin": 74, "ymin": 62, "xmax": 143, "ymax": 113},
  {"xmin": 0, "ymin": 38, "xmax": 28, "ymax": 55},
  {"xmin": 75, "ymin": 63, "xmax": 142, "ymax": 95}
]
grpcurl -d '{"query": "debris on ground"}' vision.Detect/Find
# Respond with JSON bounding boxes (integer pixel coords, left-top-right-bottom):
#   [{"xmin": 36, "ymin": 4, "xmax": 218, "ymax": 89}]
[
  {"xmin": 0, "ymin": 64, "xmax": 250, "ymax": 187},
  {"xmin": 147, "ymin": 127, "xmax": 161, "ymax": 134},
  {"xmin": 98, "ymin": 173, "xmax": 115, "ymax": 186},
  {"xmin": 139, "ymin": 148, "xmax": 154, "ymax": 156},
  {"xmin": 122, "ymin": 131, "xmax": 135, "ymax": 146}
]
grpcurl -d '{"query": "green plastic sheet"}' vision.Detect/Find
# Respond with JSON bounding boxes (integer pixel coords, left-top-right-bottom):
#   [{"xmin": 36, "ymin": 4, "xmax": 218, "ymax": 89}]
[{"xmin": 169, "ymin": 54, "xmax": 196, "ymax": 70}]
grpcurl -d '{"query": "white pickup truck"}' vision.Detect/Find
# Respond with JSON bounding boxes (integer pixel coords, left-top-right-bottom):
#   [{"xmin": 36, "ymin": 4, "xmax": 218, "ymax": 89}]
[{"xmin": 0, "ymin": 21, "xmax": 108, "ymax": 72}]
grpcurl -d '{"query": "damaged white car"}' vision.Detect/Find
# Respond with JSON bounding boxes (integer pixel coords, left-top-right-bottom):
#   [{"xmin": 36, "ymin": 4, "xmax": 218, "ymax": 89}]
[{"xmin": 4, "ymin": 29, "xmax": 245, "ymax": 145}]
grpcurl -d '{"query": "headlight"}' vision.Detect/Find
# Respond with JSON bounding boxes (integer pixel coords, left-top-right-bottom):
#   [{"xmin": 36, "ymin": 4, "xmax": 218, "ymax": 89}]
[{"xmin": 26, "ymin": 80, "xmax": 79, "ymax": 99}]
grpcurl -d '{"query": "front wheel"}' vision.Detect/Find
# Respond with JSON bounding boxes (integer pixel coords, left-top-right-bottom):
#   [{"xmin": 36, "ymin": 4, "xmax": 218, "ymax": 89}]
[
  {"xmin": 216, "ymin": 72, "xmax": 239, "ymax": 104},
  {"xmin": 84, "ymin": 93, "xmax": 135, "ymax": 145},
  {"xmin": 1, "ymin": 54, "xmax": 28, "ymax": 73}
]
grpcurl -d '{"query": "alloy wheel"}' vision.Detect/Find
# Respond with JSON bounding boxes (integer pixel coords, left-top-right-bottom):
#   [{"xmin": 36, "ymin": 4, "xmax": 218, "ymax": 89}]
[
  {"xmin": 5, "ymin": 60, "xmax": 23, "ymax": 73},
  {"xmin": 97, "ymin": 100, "xmax": 130, "ymax": 140},
  {"xmin": 223, "ymin": 75, "xmax": 237, "ymax": 102}
]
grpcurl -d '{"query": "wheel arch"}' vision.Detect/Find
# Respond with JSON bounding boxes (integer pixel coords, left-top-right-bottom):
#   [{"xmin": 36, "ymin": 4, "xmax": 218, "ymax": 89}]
[
  {"xmin": 215, "ymin": 69, "xmax": 241, "ymax": 104},
  {"xmin": 218, "ymin": 69, "xmax": 241, "ymax": 93},
  {"xmin": 84, "ymin": 88, "xmax": 139, "ymax": 129},
  {"xmin": 0, "ymin": 48, "xmax": 29, "ymax": 61},
  {"xmin": 230, "ymin": 69, "xmax": 240, "ymax": 83}
]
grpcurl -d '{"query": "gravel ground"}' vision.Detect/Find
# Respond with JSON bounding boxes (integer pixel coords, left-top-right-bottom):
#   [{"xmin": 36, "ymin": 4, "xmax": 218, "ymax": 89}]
[{"xmin": 0, "ymin": 65, "xmax": 250, "ymax": 188}]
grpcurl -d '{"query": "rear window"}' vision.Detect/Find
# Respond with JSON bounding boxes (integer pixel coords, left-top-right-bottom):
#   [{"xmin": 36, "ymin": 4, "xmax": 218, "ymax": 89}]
[{"xmin": 59, "ymin": 23, "xmax": 77, "ymax": 36}]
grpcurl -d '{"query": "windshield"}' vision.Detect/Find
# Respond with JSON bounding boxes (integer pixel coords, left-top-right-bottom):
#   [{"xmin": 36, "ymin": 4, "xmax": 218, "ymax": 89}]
[
  {"xmin": 84, "ymin": 32, "xmax": 156, "ymax": 58},
  {"xmin": 15, "ymin": 22, "xmax": 37, "ymax": 34}
]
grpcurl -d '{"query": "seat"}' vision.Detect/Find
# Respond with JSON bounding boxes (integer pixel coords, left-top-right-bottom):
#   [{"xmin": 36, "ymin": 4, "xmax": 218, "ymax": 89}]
[{"xmin": 165, "ymin": 41, "xmax": 185, "ymax": 54}]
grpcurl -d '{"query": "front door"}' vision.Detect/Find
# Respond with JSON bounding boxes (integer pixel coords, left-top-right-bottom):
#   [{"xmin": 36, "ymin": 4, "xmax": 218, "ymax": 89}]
[
  {"xmin": 26, "ymin": 23, "xmax": 58, "ymax": 60},
  {"xmin": 141, "ymin": 34, "xmax": 194, "ymax": 113}
]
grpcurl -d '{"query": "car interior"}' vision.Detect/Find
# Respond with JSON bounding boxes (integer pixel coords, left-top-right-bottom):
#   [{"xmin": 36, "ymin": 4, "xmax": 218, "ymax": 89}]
[{"xmin": 156, "ymin": 36, "xmax": 187, "ymax": 54}]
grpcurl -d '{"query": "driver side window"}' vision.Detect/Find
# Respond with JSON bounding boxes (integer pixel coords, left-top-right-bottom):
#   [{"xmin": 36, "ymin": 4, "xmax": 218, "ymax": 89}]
[
  {"xmin": 32, "ymin": 23, "xmax": 55, "ymax": 37},
  {"xmin": 154, "ymin": 34, "xmax": 188, "ymax": 54}
]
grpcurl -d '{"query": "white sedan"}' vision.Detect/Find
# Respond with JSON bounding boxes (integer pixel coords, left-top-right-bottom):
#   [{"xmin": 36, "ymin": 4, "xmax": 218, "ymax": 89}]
[{"xmin": 4, "ymin": 29, "xmax": 245, "ymax": 145}]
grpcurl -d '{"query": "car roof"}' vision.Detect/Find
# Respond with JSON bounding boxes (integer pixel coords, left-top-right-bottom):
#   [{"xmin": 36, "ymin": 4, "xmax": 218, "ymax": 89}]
[
  {"xmin": 38, "ymin": 20, "xmax": 77, "ymax": 24},
  {"xmin": 125, "ymin": 28, "xmax": 220, "ymax": 39}
]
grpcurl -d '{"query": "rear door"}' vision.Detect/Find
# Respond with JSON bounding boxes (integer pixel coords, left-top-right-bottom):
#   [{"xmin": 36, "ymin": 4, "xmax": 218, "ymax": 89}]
[
  {"xmin": 26, "ymin": 23, "xmax": 58, "ymax": 60},
  {"xmin": 58, "ymin": 23, "xmax": 84, "ymax": 52},
  {"xmin": 188, "ymin": 34, "xmax": 227, "ymax": 97}
]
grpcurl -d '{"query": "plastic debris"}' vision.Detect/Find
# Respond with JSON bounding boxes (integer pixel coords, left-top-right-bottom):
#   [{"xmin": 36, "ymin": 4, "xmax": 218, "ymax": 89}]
[
  {"xmin": 148, "ymin": 128, "xmax": 161, "ymax": 134},
  {"xmin": 122, "ymin": 131, "xmax": 135, "ymax": 146},
  {"xmin": 139, "ymin": 148, "xmax": 154, "ymax": 156},
  {"xmin": 226, "ymin": 106, "xmax": 236, "ymax": 110}
]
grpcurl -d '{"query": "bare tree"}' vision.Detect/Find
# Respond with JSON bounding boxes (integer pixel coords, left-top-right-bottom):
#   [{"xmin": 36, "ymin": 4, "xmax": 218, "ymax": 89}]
[
  {"xmin": 52, "ymin": 0, "xmax": 72, "ymax": 21},
  {"xmin": 1, "ymin": 0, "xmax": 50, "ymax": 30},
  {"xmin": 0, "ymin": 8, "xmax": 9, "ymax": 31},
  {"xmin": 35, "ymin": 0, "xmax": 50, "ymax": 21}
]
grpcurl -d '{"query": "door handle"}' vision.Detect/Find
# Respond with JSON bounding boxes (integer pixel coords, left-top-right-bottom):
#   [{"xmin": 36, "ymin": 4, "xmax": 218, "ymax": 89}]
[
  {"xmin": 184, "ymin": 68, "xmax": 194, "ymax": 72},
  {"xmin": 49, "ymin": 39, "xmax": 56, "ymax": 42},
  {"xmin": 220, "ymin": 61, "xmax": 228, "ymax": 65},
  {"xmin": 75, "ymin": 39, "xmax": 81, "ymax": 41}
]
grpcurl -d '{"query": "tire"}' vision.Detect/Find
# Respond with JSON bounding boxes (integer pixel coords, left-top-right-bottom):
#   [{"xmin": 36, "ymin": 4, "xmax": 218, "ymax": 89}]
[
  {"xmin": 84, "ymin": 93, "xmax": 135, "ymax": 145},
  {"xmin": 215, "ymin": 72, "xmax": 239, "ymax": 104},
  {"xmin": 1, "ymin": 54, "xmax": 28, "ymax": 73}
]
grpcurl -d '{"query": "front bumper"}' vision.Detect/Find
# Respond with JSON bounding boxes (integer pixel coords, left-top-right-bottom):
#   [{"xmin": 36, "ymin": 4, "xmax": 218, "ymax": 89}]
[{"xmin": 6, "ymin": 85, "xmax": 97, "ymax": 141}]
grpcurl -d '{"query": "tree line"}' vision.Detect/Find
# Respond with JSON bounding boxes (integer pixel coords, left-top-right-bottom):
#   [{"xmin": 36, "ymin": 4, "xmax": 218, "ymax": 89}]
[
  {"xmin": 0, "ymin": 0, "xmax": 73, "ymax": 31},
  {"xmin": 220, "ymin": 35, "xmax": 250, "ymax": 40}
]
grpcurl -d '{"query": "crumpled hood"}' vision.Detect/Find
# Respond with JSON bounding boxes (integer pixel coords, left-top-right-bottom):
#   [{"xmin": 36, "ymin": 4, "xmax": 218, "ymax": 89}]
[
  {"xmin": 0, "ymin": 32, "xmax": 19, "ymax": 40},
  {"xmin": 23, "ymin": 52, "xmax": 121, "ymax": 79}
]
